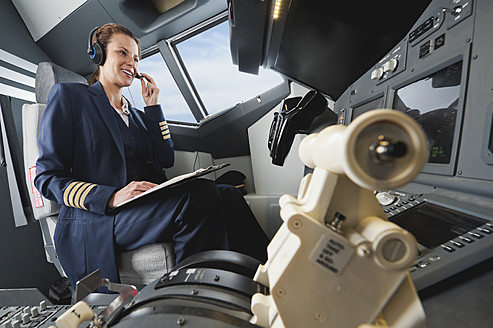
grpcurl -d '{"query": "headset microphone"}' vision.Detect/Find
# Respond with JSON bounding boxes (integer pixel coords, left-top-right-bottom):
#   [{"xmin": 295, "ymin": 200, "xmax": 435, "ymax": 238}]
[{"xmin": 87, "ymin": 26, "xmax": 105, "ymax": 66}]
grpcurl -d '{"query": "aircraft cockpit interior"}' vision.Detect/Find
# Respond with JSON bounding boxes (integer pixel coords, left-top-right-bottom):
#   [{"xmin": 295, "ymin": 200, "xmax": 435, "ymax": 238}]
[{"xmin": 1, "ymin": 0, "xmax": 493, "ymax": 327}]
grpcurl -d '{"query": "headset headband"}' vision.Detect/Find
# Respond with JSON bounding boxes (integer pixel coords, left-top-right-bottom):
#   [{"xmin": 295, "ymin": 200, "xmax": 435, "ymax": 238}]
[
  {"xmin": 87, "ymin": 26, "xmax": 99, "ymax": 57},
  {"xmin": 87, "ymin": 26, "xmax": 105, "ymax": 65}
]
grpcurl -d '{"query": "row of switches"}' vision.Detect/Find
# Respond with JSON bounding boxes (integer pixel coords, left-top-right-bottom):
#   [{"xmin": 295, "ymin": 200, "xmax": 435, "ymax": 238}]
[
  {"xmin": 1, "ymin": 301, "xmax": 47, "ymax": 328},
  {"xmin": 371, "ymin": 58, "xmax": 399, "ymax": 80}
]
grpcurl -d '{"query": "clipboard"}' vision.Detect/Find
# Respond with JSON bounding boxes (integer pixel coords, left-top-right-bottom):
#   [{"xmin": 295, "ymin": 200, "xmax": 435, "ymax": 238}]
[{"xmin": 108, "ymin": 163, "xmax": 230, "ymax": 213}]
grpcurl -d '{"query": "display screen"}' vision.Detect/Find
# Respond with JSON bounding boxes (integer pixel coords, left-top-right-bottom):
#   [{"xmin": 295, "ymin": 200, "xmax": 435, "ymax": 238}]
[
  {"xmin": 352, "ymin": 96, "xmax": 385, "ymax": 120},
  {"xmin": 390, "ymin": 202, "xmax": 487, "ymax": 249},
  {"xmin": 393, "ymin": 61, "xmax": 462, "ymax": 164}
]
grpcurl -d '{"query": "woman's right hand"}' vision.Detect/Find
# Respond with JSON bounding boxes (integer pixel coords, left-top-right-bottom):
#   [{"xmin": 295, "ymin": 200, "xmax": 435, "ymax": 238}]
[
  {"xmin": 107, "ymin": 181, "xmax": 157, "ymax": 208},
  {"xmin": 139, "ymin": 73, "xmax": 160, "ymax": 106}
]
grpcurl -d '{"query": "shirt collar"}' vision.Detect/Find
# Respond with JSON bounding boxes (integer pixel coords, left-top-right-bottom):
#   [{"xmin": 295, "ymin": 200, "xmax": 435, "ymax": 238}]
[{"xmin": 121, "ymin": 97, "xmax": 130, "ymax": 115}]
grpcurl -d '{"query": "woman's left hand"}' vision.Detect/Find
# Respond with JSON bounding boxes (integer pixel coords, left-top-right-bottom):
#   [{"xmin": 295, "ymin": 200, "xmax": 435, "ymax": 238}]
[{"xmin": 140, "ymin": 73, "xmax": 160, "ymax": 106}]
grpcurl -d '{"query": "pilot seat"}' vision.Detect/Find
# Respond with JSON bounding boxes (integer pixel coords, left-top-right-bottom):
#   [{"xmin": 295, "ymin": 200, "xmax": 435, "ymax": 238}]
[{"xmin": 22, "ymin": 62, "xmax": 175, "ymax": 289}]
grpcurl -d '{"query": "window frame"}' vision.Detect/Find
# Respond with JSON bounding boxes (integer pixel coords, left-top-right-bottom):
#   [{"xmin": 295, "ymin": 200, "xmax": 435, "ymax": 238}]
[{"xmin": 153, "ymin": 11, "xmax": 227, "ymax": 124}]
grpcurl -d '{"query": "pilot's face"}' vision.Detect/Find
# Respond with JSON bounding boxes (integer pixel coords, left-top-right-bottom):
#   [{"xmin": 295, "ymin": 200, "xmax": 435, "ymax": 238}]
[{"xmin": 101, "ymin": 33, "xmax": 140, "ymax": 88}]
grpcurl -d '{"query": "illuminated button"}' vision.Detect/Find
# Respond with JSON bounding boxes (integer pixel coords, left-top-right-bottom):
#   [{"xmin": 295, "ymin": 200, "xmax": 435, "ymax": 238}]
[
  {"xmin": 478, "ymin": 227, "xmax": 492, "ymax": 235},
  {"xmin": 468, "ymin": 232, "xmax": 484, "ymax": 239},
  {"xmin": 370, "ymin": 67, "xmax": 384, "ymax": 80},
  {"xmin": 417, "ymin": 261, "xmax": 430, "ymax": 268},
  {"xmin": 423, "ymin": 17, "xmax": 433, "ymax": 31},
  {"xmin": 450, "ymin": 240, "xmax": 464, "ymax": 248},
  {"xmin": 452, "ymin": 5, "xmax": 462, "ymax": 16},
  {"xmin": 459, "ymin": 236, "xmax": 474, "ymax": 243},
  {"xmin": 441, "ymin": 245, "xmax": 455, "ymax": 253},
  {"xmin": 383, "ymin": 58, "xmax": 398, "ymax": 72}
]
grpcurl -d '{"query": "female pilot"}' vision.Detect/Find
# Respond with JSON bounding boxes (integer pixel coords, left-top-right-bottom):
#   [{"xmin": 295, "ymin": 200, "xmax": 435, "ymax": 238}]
[{"xmin": 35, "ymin": 23, "xmax": 269, "ymax": 287}]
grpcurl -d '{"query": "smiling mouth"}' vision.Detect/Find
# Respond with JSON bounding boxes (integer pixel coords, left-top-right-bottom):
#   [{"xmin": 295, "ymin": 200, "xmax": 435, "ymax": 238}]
[{"xmin": 121, "ymin": 69, "xmax": 133, "ymax": 78}]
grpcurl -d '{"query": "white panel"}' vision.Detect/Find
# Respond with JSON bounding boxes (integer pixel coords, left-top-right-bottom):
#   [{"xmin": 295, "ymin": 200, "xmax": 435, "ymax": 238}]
[
  {"xmin": 0, "ymin": 83, "xmax": 35, "ymax": 102},
  {"xmin": 244, "ymin": 194, "xmax": 283, "ymax": 238},
  {"xmin": 0, "ymin": 49, "xmax": 37, "ymax": 73},
  {"xmin": 0, "ymin": 67, "xmax": 35, "ymax": 88},
  {"xmin": 0, "ymin": 48, "xmax": 37, "ymax": 102},
  {"xmin": 12, "ymin": 0, "xmax": 88, "ymax": 41},
  {"xmin": 247, "ymin": 85, "xmax": 310, "ymax": 195}
]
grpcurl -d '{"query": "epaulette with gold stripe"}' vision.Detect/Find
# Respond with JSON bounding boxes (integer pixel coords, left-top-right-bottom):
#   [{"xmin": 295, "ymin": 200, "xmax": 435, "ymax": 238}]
[
  {"xmin": 159, "ymin": 120, "xmax": 171, "ymax": 140},
  {"xmin": 63, "ymin": 181, "xmax": 97, "ymax": 210}
]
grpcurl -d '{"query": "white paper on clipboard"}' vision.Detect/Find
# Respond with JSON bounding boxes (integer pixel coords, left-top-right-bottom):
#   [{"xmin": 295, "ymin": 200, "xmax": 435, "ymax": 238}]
[{"xmin": 112, "ymin": 163, "xmax": 230, "ymax": 210}]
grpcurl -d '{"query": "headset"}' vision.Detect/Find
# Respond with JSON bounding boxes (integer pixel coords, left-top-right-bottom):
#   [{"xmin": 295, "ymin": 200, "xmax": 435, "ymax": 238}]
[{"xmin": 87, "ymin": 26, "xmax": 105, "ymax": 66}]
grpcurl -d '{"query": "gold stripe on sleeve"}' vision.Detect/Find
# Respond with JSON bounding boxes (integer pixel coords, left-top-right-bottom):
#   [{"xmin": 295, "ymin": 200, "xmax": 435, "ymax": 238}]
[
  {"xmin": 79, "ymin": 184, "xmax": 97, "ymax": 210},
  {"xmin": 159, "ymin": 121, "xmax": 168, "ymax": 126},
  {"xmin": 163, "ymin": 134, "xmax": 171, "ymax": 140},
  {"xmin": 73, "ymin": 183, "xmax": 92, "ymax": 209},
  {"xmin": 67, "ymin": 182, "xmax": 85, "ymax": 208},
  {"xmin": 63, "ymin": 181, "xmax": 79, "ymax": 207}
]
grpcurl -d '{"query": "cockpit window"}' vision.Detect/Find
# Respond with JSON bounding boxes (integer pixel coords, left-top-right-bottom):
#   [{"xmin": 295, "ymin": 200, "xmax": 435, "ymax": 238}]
[
  {"xmin": 125, "ymin": 17, "xmax": 284, "ymax": 124},
  {"xmin": 176, "ymin": 21, "xmax": 284, "ymax": 119},
  {"xmin": 123, "ymin": 52, "xmax": 196, "ymax": 123}
]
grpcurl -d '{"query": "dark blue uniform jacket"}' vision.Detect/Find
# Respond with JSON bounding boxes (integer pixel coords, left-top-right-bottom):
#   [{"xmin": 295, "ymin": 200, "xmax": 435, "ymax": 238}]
[{"xmin": 34, "ymin": 82, "xmax": 174, "ymax": 284}]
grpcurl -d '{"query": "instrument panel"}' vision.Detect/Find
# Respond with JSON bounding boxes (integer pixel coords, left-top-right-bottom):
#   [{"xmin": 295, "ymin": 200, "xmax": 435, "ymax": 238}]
[{"xmin": 334, "ymin": 0, "xmax": 493, "ymax": 290}]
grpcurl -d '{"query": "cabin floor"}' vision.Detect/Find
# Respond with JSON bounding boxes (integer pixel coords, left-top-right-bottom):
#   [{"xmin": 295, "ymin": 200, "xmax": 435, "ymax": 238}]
[{"xmin": 419, "ymin": 256, "xmax": 493, "ymax": 327}]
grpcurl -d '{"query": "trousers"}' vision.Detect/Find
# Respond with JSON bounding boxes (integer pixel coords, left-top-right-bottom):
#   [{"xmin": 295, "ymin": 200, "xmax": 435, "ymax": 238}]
[{"xmin": 114, "ymin": 179, "xmax": 269, "ymax": 263}]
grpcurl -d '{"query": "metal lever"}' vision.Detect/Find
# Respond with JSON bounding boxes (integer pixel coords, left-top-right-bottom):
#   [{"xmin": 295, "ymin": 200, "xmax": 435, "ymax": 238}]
[
  {"xmin": 369, "ymin": 135, "xmax": 407, "ymax": 162},
  {"xmin": 74, "ymin": 270, "xmax": 138, "ymax": 326}
]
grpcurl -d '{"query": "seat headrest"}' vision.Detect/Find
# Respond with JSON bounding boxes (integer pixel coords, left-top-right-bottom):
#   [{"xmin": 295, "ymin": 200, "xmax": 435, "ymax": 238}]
[{"xmin": 35, "ymin": 62, "xmax": 88, "ymax": 104}]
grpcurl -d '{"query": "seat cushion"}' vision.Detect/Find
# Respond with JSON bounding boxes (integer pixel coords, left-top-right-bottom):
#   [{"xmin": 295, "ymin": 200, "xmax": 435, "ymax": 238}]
[{"xmin": 118, "ymin": 242, "xmax": 176, "ymax": 285}]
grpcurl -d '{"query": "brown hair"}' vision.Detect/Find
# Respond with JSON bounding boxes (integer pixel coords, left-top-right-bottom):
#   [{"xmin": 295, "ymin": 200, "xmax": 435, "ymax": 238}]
[{"xmin": 88, "ymin": 23, "xmax": 141, "ymax": 85}]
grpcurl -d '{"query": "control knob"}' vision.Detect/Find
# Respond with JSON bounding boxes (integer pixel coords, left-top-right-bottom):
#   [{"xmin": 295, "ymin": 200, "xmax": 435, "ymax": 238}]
[
  {"xmin": 376, "ymin": 191, "xmax": 397, "ymax": 206},
  {"xmin": 370, "ymin": 67, "xmax": 384, "ymax": 80},
  {"xmin": 383, "ymin": 58, "xmax": 398, "ymax": 72},
  {"xmin": 21, "ymin": 313, "xmax": 30, "ymax": 324}
]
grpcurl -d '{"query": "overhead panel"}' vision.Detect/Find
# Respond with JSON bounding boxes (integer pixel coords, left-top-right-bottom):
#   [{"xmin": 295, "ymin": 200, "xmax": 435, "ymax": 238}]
[
  {"xmin": 11, "ymin": 0, "xmax": 88, "ymax": 41},
  {"xmin": 228, "ymin": 0, "xmax": 432, "ymax": 100}
]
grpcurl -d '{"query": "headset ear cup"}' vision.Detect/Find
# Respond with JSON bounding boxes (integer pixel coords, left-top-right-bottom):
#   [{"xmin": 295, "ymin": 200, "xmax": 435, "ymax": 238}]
[{"xmin": 90, "ymin": 42, "xmax": 105, "ymax": 66}]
